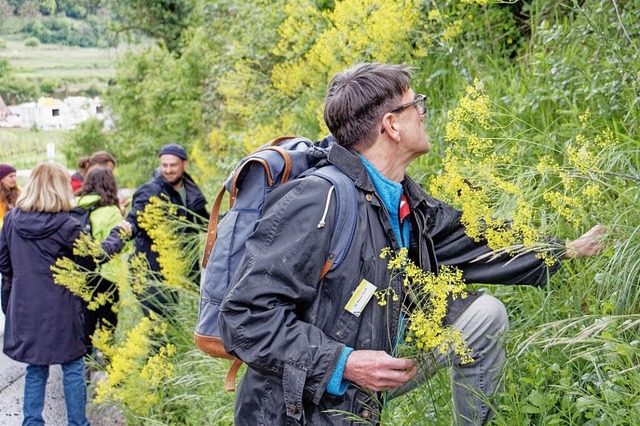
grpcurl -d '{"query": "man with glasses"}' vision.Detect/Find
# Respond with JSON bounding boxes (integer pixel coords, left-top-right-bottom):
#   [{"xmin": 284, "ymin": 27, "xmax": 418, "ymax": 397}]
[{"xmin": 219, "ymin": 63, "xmax": 605, "ymax": 425}]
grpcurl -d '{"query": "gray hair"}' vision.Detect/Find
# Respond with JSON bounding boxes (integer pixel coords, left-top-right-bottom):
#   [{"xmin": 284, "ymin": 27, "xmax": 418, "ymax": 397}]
[{"xmin": 324, "ymin": 63, "xmax": 412, "ymax": 150}]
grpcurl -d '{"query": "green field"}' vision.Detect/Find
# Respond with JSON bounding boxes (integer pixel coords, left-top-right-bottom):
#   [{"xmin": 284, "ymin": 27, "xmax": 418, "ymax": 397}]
[{"xmin": 1, "ymin": 37, "xmax": 115, "ymax": 94}]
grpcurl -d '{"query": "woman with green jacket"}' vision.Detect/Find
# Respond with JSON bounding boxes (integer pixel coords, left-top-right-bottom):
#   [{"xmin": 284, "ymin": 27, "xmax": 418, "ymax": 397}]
[{"xmin": 75, "ymin": 166, "xmax": 126, "ymax": 355}]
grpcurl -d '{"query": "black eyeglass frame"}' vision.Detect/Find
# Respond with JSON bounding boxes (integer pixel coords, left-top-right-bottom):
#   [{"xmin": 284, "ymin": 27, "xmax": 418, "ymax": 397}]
[
  {"xmin": 389, "ymin": 94, "xmax": 427, "ymax": 115},
  {"xmin": 380, "ymin": 94, "xmax": 427, "ymax": 134}
]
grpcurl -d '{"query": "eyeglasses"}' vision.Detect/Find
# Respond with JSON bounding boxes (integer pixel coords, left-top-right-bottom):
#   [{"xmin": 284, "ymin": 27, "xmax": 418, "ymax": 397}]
[
  {"xmin": 390, "ymin": 94, "xmax": 427, "ymax": 116},
  {"xmin": 380, "ymin": 94, "xmax": 427, "ymax": 134}
]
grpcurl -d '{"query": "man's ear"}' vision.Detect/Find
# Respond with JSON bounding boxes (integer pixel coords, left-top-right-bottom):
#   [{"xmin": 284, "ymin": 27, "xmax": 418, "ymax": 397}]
[
  {"xmin": 183, "ymin": 160, "xmax": 189, "ymax": 170},
  {"xmin": 381, "ymin": 113, "xmax": 401, "ymax": 142}
]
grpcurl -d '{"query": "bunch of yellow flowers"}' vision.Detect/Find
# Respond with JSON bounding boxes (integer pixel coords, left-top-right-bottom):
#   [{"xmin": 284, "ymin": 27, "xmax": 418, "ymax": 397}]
[{"xmin": 379, "ymin": 248, "xmax": 473, "ymax": 364}]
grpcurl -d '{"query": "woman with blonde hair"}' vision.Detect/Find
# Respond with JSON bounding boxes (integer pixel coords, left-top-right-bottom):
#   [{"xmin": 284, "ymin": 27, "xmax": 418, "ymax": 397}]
[
  {"xmin": 0, "ymin": 163, "xmax": 20, "ymax": 314},
  {"xmin": 0, "ymin": 161, "xmax": 131, "ymax": 426}
]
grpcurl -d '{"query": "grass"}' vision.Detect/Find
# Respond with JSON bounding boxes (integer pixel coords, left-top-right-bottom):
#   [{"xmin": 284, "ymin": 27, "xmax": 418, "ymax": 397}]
[
  {"xmin": 0, "ymin": 128, "xmax": 68, "ymax": 169},
  {"xmin": 0, "ymin": 37, "xmax": 116, "ymax": 95}
]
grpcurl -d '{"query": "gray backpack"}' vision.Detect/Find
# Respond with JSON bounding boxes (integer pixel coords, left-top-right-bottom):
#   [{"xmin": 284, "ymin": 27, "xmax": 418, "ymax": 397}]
[{"xmin": 194, "ymin": 135, "xmax": 358, "ymax": 391}]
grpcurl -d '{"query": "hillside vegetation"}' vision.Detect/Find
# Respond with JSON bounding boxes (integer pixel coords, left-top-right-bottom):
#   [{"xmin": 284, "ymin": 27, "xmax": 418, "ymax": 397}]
[
  {"xmin": 0, "ymin": 0, "xmax": 156, "ymax": 101},
  {"xmin": 45, "ymin": 0, "xmax": 640, "ymax": 425}
]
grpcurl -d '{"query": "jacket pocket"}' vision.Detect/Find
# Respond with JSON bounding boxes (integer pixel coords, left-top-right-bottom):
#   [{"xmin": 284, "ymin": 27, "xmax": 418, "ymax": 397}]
[{"xmin": 328, "ymin": 256, "xmax": 377, "ymax": 347}]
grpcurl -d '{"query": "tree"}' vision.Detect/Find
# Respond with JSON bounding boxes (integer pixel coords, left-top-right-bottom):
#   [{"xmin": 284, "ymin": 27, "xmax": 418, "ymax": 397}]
[
  {"xmin": 104, "ymin": 42, "xmax": 210, "ymax": 186},
  {"xmin": 18, "ymin": 0, "xmax": 39, "ymax": 19},
  {"xmin": 0, "ymin": 0, "xmax": 14, "ymax": 30},
  {"xmin": 38, "ymin": 0, "xmax": 55, "ymax": 15},
  {"xmin": 61, "ymin": 118, "xmax": 113, "ymax": 169},
  {"xmin": 7, "ymin": 0, "xmax": 23, "ymax": 14},
  {"xmin": 109, "ymin": 0, "xmax": 196, "ymax": 54}
]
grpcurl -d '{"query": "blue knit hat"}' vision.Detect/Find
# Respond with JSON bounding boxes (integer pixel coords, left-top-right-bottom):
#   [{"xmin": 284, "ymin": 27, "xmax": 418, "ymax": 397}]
[{"xmin": 158, "ymin": 144, "xmax": 188, "ymax": 161}]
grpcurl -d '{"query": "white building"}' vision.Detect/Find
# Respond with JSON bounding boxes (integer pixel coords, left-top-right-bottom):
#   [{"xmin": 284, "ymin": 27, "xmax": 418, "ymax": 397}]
[{"xmin": 0, "ymin": 96, "xmax": 105, "ymax": 130}]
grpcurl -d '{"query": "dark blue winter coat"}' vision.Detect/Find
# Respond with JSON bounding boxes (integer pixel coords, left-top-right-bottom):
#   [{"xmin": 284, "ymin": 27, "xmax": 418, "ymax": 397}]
[
  {"xmin": 0, "ymin": 209, "xmax": 127, "ymax": 365},
  {"xmin": 219, "ymin": 143, "xmax": 563, "ymax": 425},
  {"xmin": 126, "ymin": 170, "xmax": 208, "ymax": 273}
]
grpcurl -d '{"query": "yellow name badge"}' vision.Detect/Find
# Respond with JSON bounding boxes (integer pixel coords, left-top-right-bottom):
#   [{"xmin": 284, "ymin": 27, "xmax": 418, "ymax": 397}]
[{"xmin": 344, "ymin": 279, "xmax": 377, "ymax": 317}]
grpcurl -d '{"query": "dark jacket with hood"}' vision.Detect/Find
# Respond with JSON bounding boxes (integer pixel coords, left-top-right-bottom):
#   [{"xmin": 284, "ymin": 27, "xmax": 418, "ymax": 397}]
[
  {"xmin": 126, "ymin": 169, "xmax": 208, "ymax": 273},
  {"xmin": 0, "ymin": 209, "xmax": 127, "ymax": 365},
  {"xmin": 218, "ymin": 143, "xmax": 562, "ymax": 425}
]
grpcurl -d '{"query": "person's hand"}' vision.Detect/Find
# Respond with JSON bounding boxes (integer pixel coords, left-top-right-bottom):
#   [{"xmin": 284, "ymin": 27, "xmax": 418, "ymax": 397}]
[
  {"xmin": 117, "ymin": 220, "xmax": 132, "ymax": 235},
  {"xmin": 342, "ymin": 350, "xmax": 416, "ymax": 392},
  {"xmin": 563, "ymin": 224, "xmax": 609, "ymax": 259},
  {"xmin": 119, "ymin": 197, "xmax": 130, "ymax": 215}
]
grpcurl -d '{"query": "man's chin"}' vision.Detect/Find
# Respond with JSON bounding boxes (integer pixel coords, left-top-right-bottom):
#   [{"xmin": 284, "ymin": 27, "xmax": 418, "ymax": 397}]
[{"xmin": 163, "ymin": 176, "xmax": 182, "ymax": 185}]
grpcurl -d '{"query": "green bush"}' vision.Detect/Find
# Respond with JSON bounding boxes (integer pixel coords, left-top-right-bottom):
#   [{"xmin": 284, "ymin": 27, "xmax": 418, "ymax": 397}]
[
  {"xmin": 38, "ymin": 0, "xmax": 56, "ymax": 16},
  {"xmin": 0, "ymin": 76, "xmax": 37, "ymax": 105},
  {"xmin": 0, "ymin": 58, "xmax": 9, "ymax": 75},
  {"xmin": 80, "ymin": 83, "xmax": 102, "ymax": 98},
  {"xmin": 24, "ymin": 37, "xmax": 39, "ymax": 47},
  {"xmin": 39, "ymin": 78, "xmax": 58, "ymax": 95},
  {"xmin": 21, "ymin": 16, "xmax": 111, "ymax": 48},
  {"xmin": 57, "ymin": 0, "xmax": 88, "ymax": 19}
]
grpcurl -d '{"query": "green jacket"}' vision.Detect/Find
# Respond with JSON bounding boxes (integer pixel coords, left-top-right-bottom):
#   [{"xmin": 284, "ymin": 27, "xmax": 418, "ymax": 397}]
[{"xmin": 77, "ymin": 194, "xmax": 124, "ymax": 282}]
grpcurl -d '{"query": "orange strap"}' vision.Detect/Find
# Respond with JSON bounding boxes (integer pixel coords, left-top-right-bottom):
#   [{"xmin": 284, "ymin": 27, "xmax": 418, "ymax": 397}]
[
  {"xmin": 225, "ymin": 358, "xmax": 244, "ymax": 392},
  {"xmin": 201, "ymin": 138, "xmax": 295, "ymax": 268},
  {"xmin": 201, "ymin": 186, "xmax": 226, "ymax": 268},
  {"xmin": 319, "ymin": 260, "xmax": 332, "ymax": 282},
  {"xmin": 194, "ymin": 334, "xmax": 236, "ymax": 360}
]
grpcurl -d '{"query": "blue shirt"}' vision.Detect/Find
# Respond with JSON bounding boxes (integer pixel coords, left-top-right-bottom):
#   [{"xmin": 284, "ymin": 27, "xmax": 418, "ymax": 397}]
[{"xmin": 326, "ymin": 156, "xmax": 410, "ymax": 395}]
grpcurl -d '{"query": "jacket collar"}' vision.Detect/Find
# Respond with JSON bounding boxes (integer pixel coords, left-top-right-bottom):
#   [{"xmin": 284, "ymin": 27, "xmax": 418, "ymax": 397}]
[
  {"xmin": 328, "ymin": 142, "xmax": 438, "ymax": 209},
  {"xmin": 326, "ymin": 143, "xmax": 375, "ymax": 193}
]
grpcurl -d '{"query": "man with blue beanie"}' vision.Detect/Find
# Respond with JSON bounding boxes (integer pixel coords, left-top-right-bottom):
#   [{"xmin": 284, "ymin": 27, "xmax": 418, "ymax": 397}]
[{"xmin": 126, "ymin": 143, "xmax": 208, "ymax": 315}]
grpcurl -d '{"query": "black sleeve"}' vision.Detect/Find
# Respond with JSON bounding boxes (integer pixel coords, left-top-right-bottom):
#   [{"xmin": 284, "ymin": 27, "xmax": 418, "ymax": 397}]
[
  {"xmin": 0, "ymin": 219, "xmax": 13, "ymax": 278},
  {"xmin": 428, "ymin": 201, "xmax": 562, "ymax": 287},
  {"xmin": 125, "ymin": 183, "xmax": 158, "ymax": 236},
  {"xmin": 72, "ymin": 224, "xmax": 129, "ymax": 269}
]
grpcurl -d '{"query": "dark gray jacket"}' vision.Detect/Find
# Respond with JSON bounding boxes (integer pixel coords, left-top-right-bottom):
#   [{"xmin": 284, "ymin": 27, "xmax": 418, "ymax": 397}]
[
  {"xmin": 0, "ymin": 209, "xmax": 127, "ymax": 365},
  {"xmin": 219, "ymin": 143, "xmax": 560, "ymax": 425},
  {"xmin": 126, "ymin": 170, "xmax": 208, "ymax": 273}
]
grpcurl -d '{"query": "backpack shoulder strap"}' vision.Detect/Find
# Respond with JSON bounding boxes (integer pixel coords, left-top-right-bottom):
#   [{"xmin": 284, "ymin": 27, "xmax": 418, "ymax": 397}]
[
  {"xmin": 201, "ymin": 185, "xmax": 227, "ymax": 269},
  {"xmin": 311, "ymin": 165, "xmax": 358, "ymax": 281},
  {"xmin": 201, "ymin": 136, "xmax": 309, "ymax": 268}
]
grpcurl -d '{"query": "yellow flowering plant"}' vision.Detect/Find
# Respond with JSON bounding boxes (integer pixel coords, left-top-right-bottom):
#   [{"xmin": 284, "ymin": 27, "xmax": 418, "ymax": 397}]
[
  {"xmin": 52, "ymin": 196, "xmax": 205, "ymax": 419},
  {"xmin": 378, "ymin": 247, "xmax": 473, "ymax": 364},
  {"xmin": 136, "ymin": 195, "xmax": 208, "ymax": 291},
  {"xmin": 52, "ymin": 231, "xmax": 130, "ymax": 311},
  {"xmin": 429, "ymin": 80, "xmax": 616, "ymax": 263},
  {"xmin": 93, "ymin": 312, "xmax": 177, "ymax": 417}
]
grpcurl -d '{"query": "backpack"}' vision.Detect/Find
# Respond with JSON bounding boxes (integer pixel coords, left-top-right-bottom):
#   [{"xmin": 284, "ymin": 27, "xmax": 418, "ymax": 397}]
[
  {"xmin": 69, "ymin": 203, "xmax": 97, "ymax": 234},
  {"xmin": 194, "ymin": 135, "xmax": 358, "ymax": 391}
]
